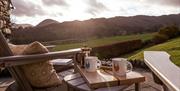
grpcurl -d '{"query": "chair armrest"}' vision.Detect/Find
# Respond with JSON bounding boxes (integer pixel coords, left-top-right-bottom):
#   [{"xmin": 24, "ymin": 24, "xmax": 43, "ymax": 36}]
[{"xmin": 0, "ymin": 48, "xmax": 82, "ymax": 67}]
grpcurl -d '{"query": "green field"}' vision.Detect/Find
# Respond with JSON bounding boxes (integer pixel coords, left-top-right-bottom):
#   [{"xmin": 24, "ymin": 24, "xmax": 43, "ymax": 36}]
[
  {"xmin": 54, "ymin": 33, "xmax": 154, "ymax": 51},
  {"xmin": 129, "ymin": 37, "xmax": 180, "ymax": 66}
]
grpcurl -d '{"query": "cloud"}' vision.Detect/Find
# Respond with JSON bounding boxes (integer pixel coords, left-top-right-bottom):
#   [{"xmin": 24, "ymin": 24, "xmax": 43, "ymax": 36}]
[
  {"xmin": 143, "ymin": 0, "xmax": 180, "ymax": 7},
  {"xmin": 49, "ymin": 12, "xmax": 63, "ymax": 17},
  {"xmin": 42, "ymin": 0, "xmax": 68, "ymax": 6},
  {"xmin": 12, "ymin": 0, "xmax": 45, "ymax": 17},
  {"xmin": 86, "ymin": 0, "xmax": 108, "ymax": 16}
]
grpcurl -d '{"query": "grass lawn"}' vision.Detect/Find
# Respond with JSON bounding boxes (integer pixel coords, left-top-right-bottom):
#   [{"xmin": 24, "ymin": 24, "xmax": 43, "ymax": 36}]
[
  {"xmin": 129, "ymin": 37, "xmax": 180, "ymax": 66},
  {"xmin": 54, "ymin": 33, "xmax": 154, "ymax": 51}
]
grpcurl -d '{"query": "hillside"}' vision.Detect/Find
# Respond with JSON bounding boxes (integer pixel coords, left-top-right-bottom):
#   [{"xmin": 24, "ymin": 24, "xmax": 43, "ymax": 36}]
[
  {"xmin": 11, "ymin": 14, "xmax": 180, "ymax": 44},
  {"xmin": 129, "ymin": 37, "xmax": 180, "ymax": 66},
  {"xmin": 12, "ymin": 23, "xmax": 33, "ymax": 29},
  {"xmin": 54, "ymin": 33, "xmax": 154, "ymax": 51},
  {"xmin": 36, "ymin": 19, "xmax": 59, "ymax": 27}
]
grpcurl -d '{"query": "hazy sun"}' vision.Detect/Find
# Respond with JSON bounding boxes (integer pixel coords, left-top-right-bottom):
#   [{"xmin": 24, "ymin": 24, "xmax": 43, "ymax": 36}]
[{"xmin": 139, "ymin": 0, "xmax": 145, "ymax": 2}]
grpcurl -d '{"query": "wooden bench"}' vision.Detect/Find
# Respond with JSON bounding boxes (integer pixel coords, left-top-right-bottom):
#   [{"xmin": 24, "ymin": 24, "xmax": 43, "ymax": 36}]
[{"xmin": 144, "ymin": 51, "xmax": 180, "ymax": 91}]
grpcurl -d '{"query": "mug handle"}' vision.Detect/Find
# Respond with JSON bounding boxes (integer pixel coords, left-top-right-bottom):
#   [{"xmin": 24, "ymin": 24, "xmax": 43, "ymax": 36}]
[
  {"xmin": 97, "ymin": 59, "xmax": 101, "ymax": 69},
  {"xmin": 126, "ymin": 61, "xmax": 133, "ymax": 73}
]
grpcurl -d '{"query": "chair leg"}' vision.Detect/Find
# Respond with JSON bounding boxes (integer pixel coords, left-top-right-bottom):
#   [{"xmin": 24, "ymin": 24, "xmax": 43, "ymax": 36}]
[
  {"xmin": 135, "ymin": 83, "xmax": 140, "ymax": 91},
  {"xmin": 66, "ymin": 83, "xmax": 74, "ymax": 91},
  {"xmin": 163, "ymin": 85, "xmax": 169, "ymax": 91}
]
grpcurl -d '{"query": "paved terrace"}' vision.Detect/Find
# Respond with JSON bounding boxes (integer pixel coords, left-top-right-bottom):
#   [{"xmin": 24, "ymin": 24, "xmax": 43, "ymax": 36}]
[{"xmin": 0, "ymin": 68, "xmax": 163, "ymax": 91}]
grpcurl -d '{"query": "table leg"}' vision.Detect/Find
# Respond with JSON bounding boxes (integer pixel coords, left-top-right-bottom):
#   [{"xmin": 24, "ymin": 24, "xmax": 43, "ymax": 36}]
[{"xmin": 135, "ymin": 83, "xmax": 140, "ymax": 91}]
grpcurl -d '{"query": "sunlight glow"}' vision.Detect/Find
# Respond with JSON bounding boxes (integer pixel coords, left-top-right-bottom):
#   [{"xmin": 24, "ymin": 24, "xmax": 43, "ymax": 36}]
[
  {"xmin": 12, "ymin": 0, "xmax": 180, "ymax": 25},
  {"xmin": 139, "ymin": 0, "xmax": 145, "ymax": 2},
  {"xmin": 97, "ymin": 70, "xmax": 117, "ymax": 81}
]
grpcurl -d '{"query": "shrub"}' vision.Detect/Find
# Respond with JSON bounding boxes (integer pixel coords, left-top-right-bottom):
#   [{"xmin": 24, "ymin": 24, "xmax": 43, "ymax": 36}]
[
  {"xmin": 142, "ymin": 39, "xmax": 153, "ymax": 46},
  {"xmin": 158, "ymin": 25, "xmax": 180, "ymax": 38},
  {"xmin": 152, "ymin": 25, "xmax": 180, "ymax": 44},
  {"xmin": 91, "ymin": 39, "xmax": 142, "ymax": 59},
  {"xmin": 153, "ymin": 33, "xmax": 169, "ymax": 44}
]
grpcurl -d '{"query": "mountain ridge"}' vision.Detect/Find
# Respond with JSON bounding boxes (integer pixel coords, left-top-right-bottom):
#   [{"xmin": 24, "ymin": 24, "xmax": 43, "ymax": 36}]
[
  {"xmin": 11, "ymin": 14, "xmax": 180, "ymax": 44},
  {"xmin": 36, "ymin": 19, "xmax": 59, "ymax": 27}
]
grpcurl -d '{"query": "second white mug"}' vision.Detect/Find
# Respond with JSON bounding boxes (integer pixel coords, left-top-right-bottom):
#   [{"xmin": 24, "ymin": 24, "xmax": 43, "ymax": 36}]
[{"xmin": 112, "ymin": 58, "xmax": 133, "ymax": 76}]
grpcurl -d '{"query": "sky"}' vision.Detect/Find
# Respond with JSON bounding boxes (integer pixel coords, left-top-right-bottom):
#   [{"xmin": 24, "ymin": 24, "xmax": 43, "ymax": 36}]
[{"xmin": 11, "ymin": 0, "xmax": 180, "ymax": 26}]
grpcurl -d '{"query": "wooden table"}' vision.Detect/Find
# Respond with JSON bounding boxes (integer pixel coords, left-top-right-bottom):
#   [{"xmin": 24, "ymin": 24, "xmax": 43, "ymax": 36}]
[
  {"xmin": 64, "ymin": 73, "xmax": 128, "ymax": 91},
  {"xmin": 76, "ymin": 65, "xmax": 145, "ymax": 91}
]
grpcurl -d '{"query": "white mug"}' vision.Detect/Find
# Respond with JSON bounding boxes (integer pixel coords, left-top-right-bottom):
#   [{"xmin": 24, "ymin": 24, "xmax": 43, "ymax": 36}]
[
  {"xmin": 112, "ymin": 58, "xmax": 133, "ymax": 76},
  {"xmin": 84, "ymin": 56, "xmax": 101, "ymax": 72}
]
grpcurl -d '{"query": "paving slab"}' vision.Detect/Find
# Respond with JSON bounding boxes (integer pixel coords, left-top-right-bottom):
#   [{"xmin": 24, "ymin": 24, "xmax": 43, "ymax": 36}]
[{"xmin": 124, "ymin": 68, "xmax": 162, "ymax": 91}]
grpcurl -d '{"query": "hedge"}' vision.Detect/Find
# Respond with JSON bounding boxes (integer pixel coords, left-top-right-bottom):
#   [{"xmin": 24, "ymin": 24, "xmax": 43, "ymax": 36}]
[{"xmin": 91, "ymin": 39, "xmax": 142, "ymax": 59}]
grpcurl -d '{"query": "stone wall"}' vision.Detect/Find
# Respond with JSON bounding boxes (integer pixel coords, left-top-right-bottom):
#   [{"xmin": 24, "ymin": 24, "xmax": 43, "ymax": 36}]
[{"xmin": 0, "ymin": 0, "xmax": 13, "ymax": 38}]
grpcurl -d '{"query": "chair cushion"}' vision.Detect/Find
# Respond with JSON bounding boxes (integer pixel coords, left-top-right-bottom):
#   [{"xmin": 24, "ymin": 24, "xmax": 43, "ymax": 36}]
[
  {"xmin": 9, "ymin": 42, "xmax": 62, "ymax": 88},
  {"xmin": 8, "ymin": 43, "xmax": 27, "ymax": 55}
]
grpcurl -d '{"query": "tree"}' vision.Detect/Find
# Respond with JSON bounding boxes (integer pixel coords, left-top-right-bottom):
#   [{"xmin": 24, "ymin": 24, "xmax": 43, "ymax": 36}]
[
  {"xmin": 153, "ymin": 25, "xmax": 180, "ymax": 44},
  {"xmin": 158, "ymin": 25, "xmax": 180, "ymax": 38}
]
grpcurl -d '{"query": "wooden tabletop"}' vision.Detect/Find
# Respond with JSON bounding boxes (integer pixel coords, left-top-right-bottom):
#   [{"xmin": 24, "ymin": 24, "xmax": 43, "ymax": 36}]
[{"xmin": 76, "ymin": 65, "xmax": 145, "ymax": 89}]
